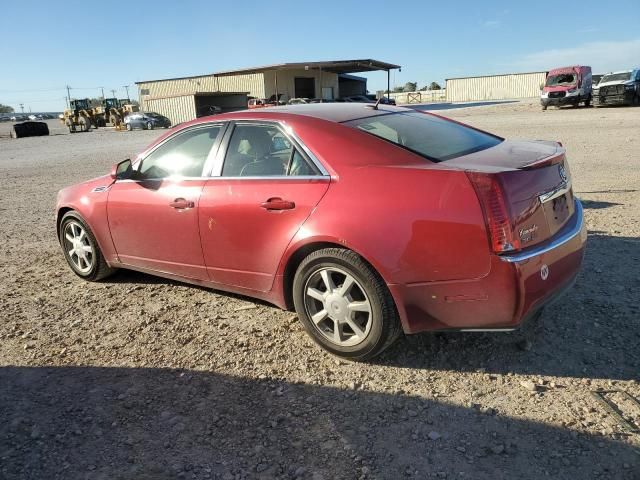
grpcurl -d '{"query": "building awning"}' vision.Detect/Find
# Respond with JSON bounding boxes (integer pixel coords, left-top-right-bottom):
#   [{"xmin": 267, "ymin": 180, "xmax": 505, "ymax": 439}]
[{"xmin": 213, "ymin": 59, "xmax": 401, "ymax": 76}]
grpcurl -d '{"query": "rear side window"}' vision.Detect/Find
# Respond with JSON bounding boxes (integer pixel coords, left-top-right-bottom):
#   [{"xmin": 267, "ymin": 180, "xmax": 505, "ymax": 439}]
[
  {"xmin": 221, "ymin": 124, "xmax": 319, "ymax": 177},
  {"xmin": 344, "ymin": 112, "xmax": 502, "ymax": 162}
]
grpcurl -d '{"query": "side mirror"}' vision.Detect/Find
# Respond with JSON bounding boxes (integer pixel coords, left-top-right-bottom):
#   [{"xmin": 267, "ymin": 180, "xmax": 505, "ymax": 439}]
[{"xmin": 110, "ymin": 158, "xmax": 132, "ymax": 180}]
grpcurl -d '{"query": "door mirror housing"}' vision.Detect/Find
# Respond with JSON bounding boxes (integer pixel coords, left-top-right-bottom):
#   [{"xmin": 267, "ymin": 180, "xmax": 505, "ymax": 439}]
[{"xmin": 110, "ymin": 158, "xmax": 132, "ymax": 180}]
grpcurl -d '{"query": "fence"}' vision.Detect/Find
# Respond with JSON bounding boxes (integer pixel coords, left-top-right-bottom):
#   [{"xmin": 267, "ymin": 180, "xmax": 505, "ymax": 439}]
[{"xmin": 388, "ymin": 90, "xmax": 447, "ymax": 104}]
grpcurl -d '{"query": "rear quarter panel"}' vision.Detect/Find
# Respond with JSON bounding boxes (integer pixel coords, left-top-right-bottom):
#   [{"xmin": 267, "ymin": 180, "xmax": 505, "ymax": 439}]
[{"xmin": 282, "ymin": 163, "xmax": 490, "ymax": 286}]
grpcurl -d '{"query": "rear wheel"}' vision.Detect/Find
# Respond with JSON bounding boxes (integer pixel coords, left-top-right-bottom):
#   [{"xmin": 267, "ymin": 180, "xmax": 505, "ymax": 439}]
[
  {"xmin": 59, "ymin": 212, "xmax": 116, "ymax": 281},
  {"xmin": 292, "ymin": 248, "xmax": 401, "ymax": 360},
  {"xmin": 584, "ymin": 95, "xmax": 591, "ymax": 107}
]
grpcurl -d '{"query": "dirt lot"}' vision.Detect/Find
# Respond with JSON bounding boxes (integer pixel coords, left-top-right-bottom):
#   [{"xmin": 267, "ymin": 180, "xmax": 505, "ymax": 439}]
[{"xmin": 0, "ymin": 103, "xmax": 639, "ymax": 480}]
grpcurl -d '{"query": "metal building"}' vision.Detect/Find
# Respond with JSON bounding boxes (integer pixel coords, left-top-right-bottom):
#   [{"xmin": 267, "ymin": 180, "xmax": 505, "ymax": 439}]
[
  {"xmin": 136, "ymin": 59, "xmax": 400, "ymax": 121},
  {"xmin": 445, "ymin": 72, "xmax": 547, "ymax": 102}
]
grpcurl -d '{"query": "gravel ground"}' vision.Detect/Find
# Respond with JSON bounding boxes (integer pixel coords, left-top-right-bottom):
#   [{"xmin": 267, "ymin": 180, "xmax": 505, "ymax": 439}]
[{"xmin": 0, "ymin": 104, "xmax": 639, "ymax": 480}]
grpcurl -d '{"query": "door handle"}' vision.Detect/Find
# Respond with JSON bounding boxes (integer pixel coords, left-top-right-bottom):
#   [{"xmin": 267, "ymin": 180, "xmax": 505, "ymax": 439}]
[
  {"xmin": 169, "ymin": 198, "xmax": 194, "ymax": 209},
  {"xmin": 260, "ymin": 197, "xmax": 295, "ymax": 211}
]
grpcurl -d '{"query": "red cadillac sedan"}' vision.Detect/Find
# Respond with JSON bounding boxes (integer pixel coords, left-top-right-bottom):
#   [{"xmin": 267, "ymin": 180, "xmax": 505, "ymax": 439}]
[{"xmin": 56, "ymin": 104, "xmax": 587, "ymax": 360}]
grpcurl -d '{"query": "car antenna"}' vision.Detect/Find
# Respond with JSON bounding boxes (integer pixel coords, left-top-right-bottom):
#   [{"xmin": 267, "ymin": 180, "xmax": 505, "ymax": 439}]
[{"xmin": 367, "ymin": 97, "xmax": 383, "ymax": 110}]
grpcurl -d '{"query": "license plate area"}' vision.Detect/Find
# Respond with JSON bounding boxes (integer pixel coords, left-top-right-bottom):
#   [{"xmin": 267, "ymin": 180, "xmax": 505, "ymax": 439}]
[{"xmin": 543, "ymin": 190, "xmax": 574, "ymax": 236}]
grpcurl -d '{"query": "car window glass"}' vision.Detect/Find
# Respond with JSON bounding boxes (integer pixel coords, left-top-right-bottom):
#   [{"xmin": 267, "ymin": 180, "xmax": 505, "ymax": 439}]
[
  {"xmin": 138, "ymin": 126, "xmax": 220, "ymax": 179},
  {"xmin": 221, "ymin": 125, "xmax": 287, "ymax": 177},
  {"xmin": 345, "ymin": 112, "xmax": 501, "ymax": 162},
  {"xmin": 288, "ymin": 149, "xmax": 315, "ymax": 176}
]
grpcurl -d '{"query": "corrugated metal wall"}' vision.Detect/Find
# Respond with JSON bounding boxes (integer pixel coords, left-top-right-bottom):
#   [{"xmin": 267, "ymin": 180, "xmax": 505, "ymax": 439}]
[
  {"xmin": 138, "ymin": 73, "xmax": 265, "ymax": 109},
  {"xmin": 446, "ymin": 72, "xmax": 546, "ymax": 102},
  {"xmin": 143, "ymin": 95, "xmax": 196, "ymax": 126},
  {"xmin": 263, "ymin": 69, "xmax": 339, "ymax": 101}
]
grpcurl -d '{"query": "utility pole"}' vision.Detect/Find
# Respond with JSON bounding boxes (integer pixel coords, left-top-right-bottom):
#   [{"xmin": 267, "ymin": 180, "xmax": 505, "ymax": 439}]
[
  {"xmin": 110, "ymin": 89, "xmax": 117, "ymax": 99},
  {"xmin": 66, "ymin": 85, "xmax": 71, "ymax": 107},
  {"xmin": 100, "ymin": 87, "xmax": 105, "ymax": 99},
  {"xmin": 122, "ymin": 85, "xmax": 130, "ymax": 100},
  {"xmin": 19, "ymin": 103, "xmax": 24, "ymax": 114}
]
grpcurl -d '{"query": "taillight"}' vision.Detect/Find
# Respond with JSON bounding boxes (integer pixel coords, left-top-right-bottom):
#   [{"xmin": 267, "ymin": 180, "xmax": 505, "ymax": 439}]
[{"xmin": 466, "ymin": 172, "xmax": 520, "ymax": 253}]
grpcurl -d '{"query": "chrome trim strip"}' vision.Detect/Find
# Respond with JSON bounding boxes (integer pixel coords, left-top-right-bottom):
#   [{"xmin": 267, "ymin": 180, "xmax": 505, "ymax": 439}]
[
  {"xmin": 201, "ymin": 175, "xmax": 329, "ymax": 181},
  {"xmin": 538, "ymin": 180, "xmax": 571, "ymax": 203},
  {"xmin": 500, "ymin": 199, "xmax": 585, "ymax": 263}
]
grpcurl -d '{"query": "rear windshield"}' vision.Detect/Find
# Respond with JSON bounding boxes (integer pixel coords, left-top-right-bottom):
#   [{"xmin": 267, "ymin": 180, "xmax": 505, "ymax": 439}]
[
  {"xmin": 601, "ymin": 72, "xmax": 631, "ymax": 83},
  {"xmin": 344, "ymin": 111, "xmax": 502, "ymax": 162},
  {"xmin": 545, "ymin": 73, "xmax": 577, "ymax": 86}
]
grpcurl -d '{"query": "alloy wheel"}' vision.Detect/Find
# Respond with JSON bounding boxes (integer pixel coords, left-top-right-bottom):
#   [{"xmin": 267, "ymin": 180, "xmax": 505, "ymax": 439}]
[
  {"xmin": 63, "ymin": 221, "xmax": 94, "ymax": 273},
  {"xmin": 303, "ymin": 267, "xmax": 372, "ymax": 347}
]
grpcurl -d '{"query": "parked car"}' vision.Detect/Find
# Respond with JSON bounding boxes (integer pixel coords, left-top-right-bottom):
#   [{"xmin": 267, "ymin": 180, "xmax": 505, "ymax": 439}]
[
  {"xmin": 365, "ymin": 94, "xmax": 396, "ymax": 105},
  {"xmin": 124, "ymin": 112, "xmax": 171, "ymax": 131},
  {"xmin": 592, "ymin": 69, "xmax": 640, "ymax": 107},
  {"xmin": 540, "ymin": 65, "xmax": 592, "ymax": 110},
  {"xmin": 56, "ymin": 104, "xmax": 586, "ymax": 360}
]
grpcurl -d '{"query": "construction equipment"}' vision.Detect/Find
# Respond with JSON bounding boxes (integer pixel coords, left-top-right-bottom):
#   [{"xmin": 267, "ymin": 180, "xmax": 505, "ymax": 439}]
[
  {"xmin": 92, "ymin": 98, "xmax": 140, "ymax": 128},
  {"xmin": 61, "ymin": 99, "xmax": 95, "ymax": 133}
]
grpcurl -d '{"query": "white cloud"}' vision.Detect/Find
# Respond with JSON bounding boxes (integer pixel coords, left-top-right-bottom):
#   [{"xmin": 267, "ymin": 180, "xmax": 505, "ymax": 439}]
[
  {"xmin": 481, "ymin": 19, "xmax": 501, "ymax": 28},
  {"xmin": 511, "ymin": 38, "xmax": 640, "ymax": 73}
]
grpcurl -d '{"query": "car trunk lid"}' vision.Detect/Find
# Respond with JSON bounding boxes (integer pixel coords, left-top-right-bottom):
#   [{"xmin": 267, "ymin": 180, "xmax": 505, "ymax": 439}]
[{"xmin": 448, "ymin": 140, "xmax": 574, "ymax": 252}]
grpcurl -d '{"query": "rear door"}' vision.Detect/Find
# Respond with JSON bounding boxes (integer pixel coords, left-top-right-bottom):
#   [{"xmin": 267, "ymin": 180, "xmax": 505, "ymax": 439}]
[
  {"xmin": 199, "ymin": 122, "xmax": 330, "ymax": 292},
  {"xmin": 107, "ymin": 123, "xmax": 226, "ymax": 279}
]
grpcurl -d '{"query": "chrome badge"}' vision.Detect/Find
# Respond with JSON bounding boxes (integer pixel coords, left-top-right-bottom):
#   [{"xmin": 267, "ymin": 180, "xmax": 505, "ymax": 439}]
[
  {"xmin": 540, "ymin": 264, "xmax": 549, "ymax": 281},
  {"xmin": 519, "ymin": 224, "xmax": 539, "ymax": 244},
  {"xmin": 559, "ymin": 164, "xmax": 568, "ymax": 183}
]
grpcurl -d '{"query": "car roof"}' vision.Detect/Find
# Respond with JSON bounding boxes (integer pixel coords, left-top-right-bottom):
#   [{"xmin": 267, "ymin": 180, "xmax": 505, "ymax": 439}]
[{"xmin": 254, "ymin": 103, "xmax": 410, "ymax": 123}]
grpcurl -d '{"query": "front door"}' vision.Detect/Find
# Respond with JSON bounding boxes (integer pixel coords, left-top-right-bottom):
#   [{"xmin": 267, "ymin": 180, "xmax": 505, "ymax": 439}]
[
  {"xmin": 199, "ymin": 122, "xmax": 330, "ymax": 292},
  {"xmin": 107, "ymin": 124, "xmax": 225, "ymax": 279}
]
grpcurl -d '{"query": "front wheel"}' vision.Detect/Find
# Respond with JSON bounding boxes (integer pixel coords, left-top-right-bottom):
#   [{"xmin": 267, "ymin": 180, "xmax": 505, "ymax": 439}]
[
  {"xmin": 292, "ymin": 248, "xmax": 401, "ymax": 360},
  {"xmin": 59, "ymin": 212, "xmax": 116, "ymax": 281},
  {"xmin": 126, "ymin": 122, "xmax": 132, "ymax": 131},
  {"xmin": 146, "ymin": 121, "xmax": 154, "ymax": 130}
]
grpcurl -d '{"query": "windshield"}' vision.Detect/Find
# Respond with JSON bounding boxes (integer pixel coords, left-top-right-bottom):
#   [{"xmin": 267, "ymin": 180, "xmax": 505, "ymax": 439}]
[
  {"xmin": 145, "ymin": 112, "xmax": 161, "ymax": 117},
  {"xmin": 600, "ymin": 72, "xmax": 631, "ymax": 83},
  {"xmin": 344, "ymin": 111, "xmax": 502, "ymax": 162},
  {"xmin": 545, "ymin": 73, "xmax": 577, "ymax": 87}
]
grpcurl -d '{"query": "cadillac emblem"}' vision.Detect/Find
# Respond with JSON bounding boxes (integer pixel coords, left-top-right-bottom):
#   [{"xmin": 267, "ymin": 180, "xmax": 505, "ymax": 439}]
[
  {"xmin": 559, "ymin": 164, "xmax": 568, "ymax": 183},
  {"xmin": 540, "ymin": 264, "xmax": 549, "ymax": 281}
]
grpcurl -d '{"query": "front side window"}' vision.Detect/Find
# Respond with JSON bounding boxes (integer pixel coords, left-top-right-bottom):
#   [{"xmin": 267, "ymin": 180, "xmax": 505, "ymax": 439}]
[
  {"xmin": 221, "ymin": 124, "xmax": 319, "ymax": 177},
  {"xmin": 344, "ymin": 112, "xmax": 502, "ymax": 162},
  {"xmin": 137, "ymin": 125, "xmax": 221, "ymax": 179}
]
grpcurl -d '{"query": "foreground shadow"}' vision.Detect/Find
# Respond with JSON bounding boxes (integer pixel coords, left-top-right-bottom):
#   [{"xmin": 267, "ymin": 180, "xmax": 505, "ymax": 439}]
[{"xmin": 1, "ymin": 366, "xmax": 637, "ymax": 480}]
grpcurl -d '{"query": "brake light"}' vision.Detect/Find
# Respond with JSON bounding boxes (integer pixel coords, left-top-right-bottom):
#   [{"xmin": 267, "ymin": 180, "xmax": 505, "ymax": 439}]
[{"xmin": 466, "ymin": 172, "xmax": 520, "ymax": 253}]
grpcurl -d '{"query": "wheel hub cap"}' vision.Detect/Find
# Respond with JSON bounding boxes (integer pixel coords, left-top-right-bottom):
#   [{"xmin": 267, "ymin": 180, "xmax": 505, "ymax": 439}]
[{"xmin": 303, "ymin": 267, "xmax": 372, "ymax": 347}]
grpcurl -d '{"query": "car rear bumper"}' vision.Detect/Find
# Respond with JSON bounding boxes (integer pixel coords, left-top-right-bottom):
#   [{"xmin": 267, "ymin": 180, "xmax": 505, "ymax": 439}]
[{"xmin": 389, "ymin": 199, "xmax": 587, "ymax": 334}]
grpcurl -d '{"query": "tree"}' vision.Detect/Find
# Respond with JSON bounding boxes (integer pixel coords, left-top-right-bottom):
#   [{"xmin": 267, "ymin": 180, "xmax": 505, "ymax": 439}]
[
  {"xmin": 429, "ymin": 82, "xmax": 442, "ymax": 90},
  {"xmin": 403, "ymin": 82, "xmax": 417, "ymax": 92},
  {"xmin": 392, "ymin": 86, "xmax": 404, "ymax": 93},
  {"xmin": 0, "ymin": 103, "xmax": 14, "ymax": 113}
]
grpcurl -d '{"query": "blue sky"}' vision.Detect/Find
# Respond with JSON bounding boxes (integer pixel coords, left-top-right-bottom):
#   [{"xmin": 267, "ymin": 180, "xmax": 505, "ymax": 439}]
[{"xmin": 2, "ymin": 0, "xmax": 639, "ymax": 112}]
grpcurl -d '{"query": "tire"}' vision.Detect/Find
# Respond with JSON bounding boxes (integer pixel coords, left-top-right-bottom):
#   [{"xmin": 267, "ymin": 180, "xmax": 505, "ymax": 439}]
[
  {"xmin": 584, "ymin": 95, "xmax": 591, "ymax": 107},
  {"xmin": 292, "ymin": 248, "xmax": 401, "ymax": 361},
  {"xmin": 542, "ymin": 105, "xmax": 547, "ymax": 111},
  {"xmin": 59, "ymin": 211, "xmax": 116, "ymax": 281},
  {"xmin": 79, "ymin": 116, "xmax": 90, "ymax": 132},
  {"xmin": 126, "ymin": 122, "xmax": 132, "ymax": 131},
  {"xmin": 146, "ymin": 121, "xmax": 154, "ymax": 130}
]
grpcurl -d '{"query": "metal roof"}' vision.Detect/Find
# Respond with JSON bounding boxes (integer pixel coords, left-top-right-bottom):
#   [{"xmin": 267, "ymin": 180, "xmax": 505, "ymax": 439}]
[
  {"xmin": 214, "ymin": 59, "xmax": 400, "ymax": 76},
  {"xmin": 136, "ymin": 59, "xmax": 400, "ymax": 84}
]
